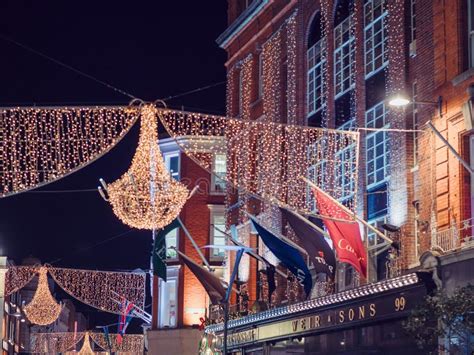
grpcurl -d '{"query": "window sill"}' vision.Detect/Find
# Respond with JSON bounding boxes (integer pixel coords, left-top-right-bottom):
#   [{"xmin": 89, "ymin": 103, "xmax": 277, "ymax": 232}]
[{"xmin": 452, "ymin": 68, "xmax": 474, "ymax": 86}]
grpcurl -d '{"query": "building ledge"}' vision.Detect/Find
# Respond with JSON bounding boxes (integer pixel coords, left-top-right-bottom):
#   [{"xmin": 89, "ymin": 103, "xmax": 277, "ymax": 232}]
[
  {"xmin": 216, "ymin": 0, "xmax": 269, "ymax": 49},
  {"xmin": 452, "ymin": 67, "xmax": 474, "ymax": 87}
]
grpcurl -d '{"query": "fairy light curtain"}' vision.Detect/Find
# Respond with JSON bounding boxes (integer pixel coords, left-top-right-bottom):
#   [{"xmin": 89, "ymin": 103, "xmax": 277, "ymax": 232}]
[
  {"xmin": 31, "ymin": 332, "xmax": 144, "ymax": 354},
  {"xmin": 157, "ymin": 108, "xmax": 360, "ymax": 215},
  {"xmin": 0, "ymin": 107, "xmax": 138, "ymax": 197},
  {"xmin": 31, "ymin": 332, "xmax": 85, "ymax": 354},
  {"xmin": 5, "ymin": 265, "xmax": 38, "ymax": 296},
  {"xmin": 48, "ymin": 266, "xmax": 146, "ymax": 315},
  {"xmin": 5, "ymin": 265, "xmax": 146, "ymax": 315}
]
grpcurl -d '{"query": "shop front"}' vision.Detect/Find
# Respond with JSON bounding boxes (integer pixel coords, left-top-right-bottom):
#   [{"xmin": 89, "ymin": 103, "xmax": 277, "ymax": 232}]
[{"xmin": 201, "ymin": 273, "xmax": 435, "ymax": 354}]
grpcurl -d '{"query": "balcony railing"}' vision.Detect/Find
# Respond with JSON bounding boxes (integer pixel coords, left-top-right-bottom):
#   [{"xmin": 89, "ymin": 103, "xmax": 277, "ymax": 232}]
[{"xmin": 431, "ymin": 216, "xmax": 474, "ymax": 253}]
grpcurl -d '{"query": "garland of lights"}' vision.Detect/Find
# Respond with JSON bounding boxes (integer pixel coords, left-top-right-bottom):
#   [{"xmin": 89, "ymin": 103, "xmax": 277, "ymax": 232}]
[
  {"xmin": 90, "ymin": 332, "xmax": 144, "ymax": 353},
  {"xmin": 5, "ymin": 265, "xmax": 38, "ymax": 296},
  {"xmin": 47, "ymin": 265, "xmax": 146, "ymax": 315},
  {"xmin": 157, "ymin": 108, "xmax": 359, "ymax": 216},
  {"xmin": 6, "ymin": 265, "xmax": 146, "ymax": 315},
  {"xmin": 107, "ymin": 104, "xmax": 189, "ymax": 230},
  {"xmin": 286, "ymin": 11, "xmax": 298, "ymax": 126},
  {"xmin": 31, "ymin": 332, "xmax": 144, "ymax": 354},
  {"xmin": 0, "ymin": 107, "xmax": 138, "ymax": 198},
  {"xmin": 319, "ymin": 0, "xmax": 331, "ymax": 128},
  {"xmin": 23, "ymin": 267, "xmax": 62, "ymax": 325},
  {"xmin": 31, "ymin": 332, "xmax": 85, "ymax": 354}
]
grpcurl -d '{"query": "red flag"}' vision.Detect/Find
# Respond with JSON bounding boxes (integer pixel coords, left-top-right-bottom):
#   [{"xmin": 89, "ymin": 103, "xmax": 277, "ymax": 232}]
[{"xmin": 312, "ymin": 188, "xmax": 367, "ymax": 278}]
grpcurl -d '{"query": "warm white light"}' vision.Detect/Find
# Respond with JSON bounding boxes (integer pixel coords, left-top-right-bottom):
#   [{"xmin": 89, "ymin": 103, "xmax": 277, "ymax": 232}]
[{"xmin": 388, "ymin": 95, "xmax": 410, "ymax": 107}]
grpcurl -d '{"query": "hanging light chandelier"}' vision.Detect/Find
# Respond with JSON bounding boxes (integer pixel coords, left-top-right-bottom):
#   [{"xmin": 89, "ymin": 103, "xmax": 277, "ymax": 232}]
[
  {"xmin": 107, "ymin": 104, "xmax": 190, "ymax": 230},
  {"xmin": 23, "ymin": 267, "xmax": 62, "ymax": 325}
]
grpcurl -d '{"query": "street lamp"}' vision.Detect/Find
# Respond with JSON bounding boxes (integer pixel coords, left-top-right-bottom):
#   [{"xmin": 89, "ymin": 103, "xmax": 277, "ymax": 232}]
[{"xmin": 388, "ymin": 94, "xmax": 443, "ymax": 116}]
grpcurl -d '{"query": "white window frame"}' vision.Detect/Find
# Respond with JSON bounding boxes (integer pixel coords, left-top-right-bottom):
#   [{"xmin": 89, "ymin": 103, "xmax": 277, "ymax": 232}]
[
  {"xmin": 364, "ymin": 0, "xmax": 388, "ymax": 78},
  {"xmin": 367, "ymin": 215, "xmax": 388, "ymax": 249},
  {"xmin": 164, "ymin": 151, "xmax": 180, "ymax": 180},
  {"xmin": 158, "ymin": 266, "xmax": 180, "ymax": 328},
  {"xmin": 164, "ymin": 228, "xmax": 179, "ymax": 260},
  {"xmin": 366, "ymin": 103, "xmax": 390, "ymax": 189},
  {"xmin": 209, "ymin": 205, "xmax": 226, "ymax": 260},
  {"xmin": 211, "ymin": 153, "xmax": 227, "ymax": 194},
  {"xmin": 334, "ymin": 15, "xmax": 356, "ymax": 98},
  {"xmin": 307, "ymin": 38, "xmax": 327, "ymax": 117},
  {"xmin": 469, "ymin": 0, "xmax": 474, "ymax": 68}
]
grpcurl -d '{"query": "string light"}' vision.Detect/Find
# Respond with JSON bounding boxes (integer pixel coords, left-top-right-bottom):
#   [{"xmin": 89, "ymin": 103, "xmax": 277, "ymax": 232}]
[
  {"xmin": 23, "ymin": 267, "xmax": 62, "ymax": 325},
  {"xmin": 31, "ymin": 332, "xmax": 85, "ymax": 354},
  {"xmin": 31, "ymin": 332, "xmax": 144, "ymax": 354},
  {"xmin": 6, "ymin": 265, "xmax": 146, "ymax": 315},
  {"xmin": 90, "ymin": 332, "xmax": 144, "ymax": 353},
  {"xmin": 0, "ymin": 107, "xmax": 138, "ymax": 198},
  {"xmin": 107, "ymin": 104, "xmax": 189, "ymax": 230},
  {"xmin": 157, "ymin": 108, "xmax": 359, "ymax": 216},
  {"xmin": 5, "ymin": 265, "xmax": 38, "ymax": 296},
  {"xmin": 47, "ymin": 265, "xmax": 146, "ymax": 315},
  {"xmin": 286, "ymin": 11, "xmax": 298, "ymax": 126}
]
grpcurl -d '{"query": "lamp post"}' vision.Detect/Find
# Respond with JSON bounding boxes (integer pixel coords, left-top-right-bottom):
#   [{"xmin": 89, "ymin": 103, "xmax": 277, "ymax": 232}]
[{"xmin": 388, "ymin": 94, "xmax": 443, "ymax": 117}]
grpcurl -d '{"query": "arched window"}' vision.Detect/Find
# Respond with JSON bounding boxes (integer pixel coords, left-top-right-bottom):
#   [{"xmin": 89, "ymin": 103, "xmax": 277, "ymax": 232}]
[
  {"xmin": 333, "ymin": 0, "xmax": 355, "ymax": 98},
  {"xmin": 307, "ymin": 12, "xmax": 326, "ymax": 118}
]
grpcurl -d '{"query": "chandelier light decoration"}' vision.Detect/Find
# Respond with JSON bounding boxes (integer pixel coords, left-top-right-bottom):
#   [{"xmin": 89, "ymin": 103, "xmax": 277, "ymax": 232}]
[
  {"xmin": 90, "ymin": 332, "xmax": 145, "ymax": 353},
  {"xmin": 6, "ymin": 265, "xmax": 146, "ymax": 315},
  {"xmin": 23, "ymin": 267, "xmax": 62, "ymax": 325},
  {"xmin": 157, "ymin": 108, "xmax": 360, "ymax": 214},
  {"xmin": 107, "ymin": 104, "xmax": 189, "ymax": 230},
  {"xmin": 0, "ymin": 107, "xmax": 138, "ymax": 198}
]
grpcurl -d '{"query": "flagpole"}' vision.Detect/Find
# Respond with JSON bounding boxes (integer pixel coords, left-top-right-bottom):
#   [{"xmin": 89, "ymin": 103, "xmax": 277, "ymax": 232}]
[
  {"xmin": 301, "ymin": 177, "xmax": 393, "ymax": 244},
  {"xmin": 216, "ymin": 226, "xmax": 288, "ymax": 278}
]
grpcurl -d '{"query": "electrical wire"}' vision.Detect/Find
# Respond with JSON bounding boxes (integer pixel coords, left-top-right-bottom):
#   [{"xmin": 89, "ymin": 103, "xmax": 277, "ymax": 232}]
[
  {"xmin": 48, "ymin": 229, "xmax": 134, "ymax": 265},
  {"xmin": 0, "ymin": 33, "xmax": 138, "ymax": 100},
  {"xmin": 160, "ymin": 81, "xmax": 226, "ymax": 101},
  {"xmin": 25, "ymin": 189, "xmax": 97, "ymax": 194}
]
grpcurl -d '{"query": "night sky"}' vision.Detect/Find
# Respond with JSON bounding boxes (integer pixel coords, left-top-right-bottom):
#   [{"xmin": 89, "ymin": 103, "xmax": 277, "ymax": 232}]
[{"xmin": 0, "ymin": 1, "xmax": 227, "ymax": 327}]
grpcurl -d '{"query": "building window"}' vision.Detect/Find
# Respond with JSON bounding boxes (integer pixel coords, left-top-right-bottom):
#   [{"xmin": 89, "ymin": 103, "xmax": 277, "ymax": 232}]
[
  {"xmin": 258, "ymin": 53, "xmax": 263, "ymax": 99},
  {"xmin": 159, "ymin": 267, "xmax": 179, "ymax": 328},
  {"xmin": 307, "ymin": 138, "xmax": 328, "ymax": 211},
  {"xmin": 410, "ymin": 0, "xmax": 416, "ymax": 42},
  {"xmin": 209, "ymin": 206, "xmax": 226, "ymax": 259},
  {"xmin": 469, "ymin": 0, "xmax": 474, "ymax": 67},
  {"xmin": 366, "ymin": 102, "xmax": 390, "ymax": 188},
  {"xmin": 307, "ymin": 39, "xmax": 327, "ymax": 116},
  {"xmin": 164, "ymin": 152, "xmax": 180, "ymax": 180},
  {"xmin": 334, "ymin": 16, "xmax": 356, "ymax": 98},
  {"xmin": 367, "ymin": 215, "xmax": 388, "ymax": 249},
  {"xmin": 165, "ymin": 228, "xmax": 178, "ymax": 260},
  {"xmin": 412, "ymin": 82, "xmax": 419, "ymax": 167},
  {"xmin": 335, "ymin": 119, "xmax": 357, "ymax": 202},
  {"xmin": 364, "ymin": 0, "xmax": 388, "ymax": 77},
  {"xmin": 212, "ymin": 153, "xmax": 227, "ymax": 193}
]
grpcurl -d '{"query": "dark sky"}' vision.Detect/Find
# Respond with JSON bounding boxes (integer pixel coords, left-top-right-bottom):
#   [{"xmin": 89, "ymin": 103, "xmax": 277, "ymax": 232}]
[{"xmin": 0, "ymin": 0, "xmax": 227, "ymax": 328}]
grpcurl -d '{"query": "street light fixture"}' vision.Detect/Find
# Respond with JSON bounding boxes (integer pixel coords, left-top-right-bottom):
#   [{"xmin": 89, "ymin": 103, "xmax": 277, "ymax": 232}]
[{"xmin": 388, "ymin": 94, "xmax": 443, "ymax": 116}]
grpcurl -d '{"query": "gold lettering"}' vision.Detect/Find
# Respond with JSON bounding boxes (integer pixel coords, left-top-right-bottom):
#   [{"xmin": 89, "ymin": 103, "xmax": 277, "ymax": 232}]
[
  {"xmin": 292, "ymin": 320, "xmax": 298, "ymax": 332},
  {"xmin": 339, "ymin": 310, "xmax": 345, "ymax": 323},
  {"xmin": 369, "ymin": 303, "xmax": 376, "ymax": 317},
  {"xmin": 315, "ymin": 315, "xmax": 321, "ymax": 327},
  {"xmin": 358, "ymin": 305, "xmax": 365, "ymax": 319},
  {"xmin": 348, "ymin": 308, "xmax": 355, "ymax": 321},
  {"xmin": 301, "ymin": 318, "xmax": 307, "ymax": 330}
]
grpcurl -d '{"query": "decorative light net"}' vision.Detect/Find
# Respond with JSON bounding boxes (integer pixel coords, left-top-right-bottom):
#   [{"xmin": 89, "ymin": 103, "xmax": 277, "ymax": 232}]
[
  {"xmin": 31, "ymin": 332, "xmax": 85, "ymax": 354},
  {"xmin": 157, "ymin": 108, "xmax": 360, "ymax": 213},
  {"xmin": 0, "ymin": 107, "xmax": 138, "ymax": 197},
  {"xmin": 5, "ymin": 265, "xmax": 38, "ymax": 296}
]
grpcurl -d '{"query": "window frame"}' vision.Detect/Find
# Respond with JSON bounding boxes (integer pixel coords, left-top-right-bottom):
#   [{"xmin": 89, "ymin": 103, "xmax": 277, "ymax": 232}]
[
  {"xmin": 365, "ymin": 102, "xmax": 390, "ymax": 189},
  {"xmin": 307, "ymin": 37, "xmax": 327, "ymax": 117},
  {"xmin": 335, "ymin": 119, "xmax": 357, "ymax": 203},
  {"xmin": 158, "ymin": 266, "xmax": 180, "ymax": 328},
  {"xmin": 334, "ymin": 15, "xmax": 356, "ymax": 98},
  {"xmin": 364, "ymin": 0, "xmax": 388, "ymax": 79},
  {"xmin": 163, "ymin": 151, "xmax": 180, "ymax": 180},
  {"xmin": 211, "ymin": 153, "xmax": 227, "ymax": 195},
  {"xmin": 209, "ymin": 205, "xmax": 226, "ymax": 260}
]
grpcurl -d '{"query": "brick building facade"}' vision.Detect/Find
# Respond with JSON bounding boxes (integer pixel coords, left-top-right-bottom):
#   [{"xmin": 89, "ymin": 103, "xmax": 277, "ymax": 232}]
[
  {"xmin": 218, "ymin": 0, "xmax": 474, "ymax": 306},
  {"xmin": 148, "ymin": 138, "xmax": 226, "ymax": 354}
]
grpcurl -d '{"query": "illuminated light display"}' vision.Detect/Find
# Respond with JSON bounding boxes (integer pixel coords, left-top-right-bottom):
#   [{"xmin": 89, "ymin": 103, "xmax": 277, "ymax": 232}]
[
  {"xmin": 107, "ymin": 104, "xmax": 190, "ymax": 230},
  {"xmin": 0, "ymin": 107, "xmax": 138, "ymax": 198},
  {"xmin": 23, "ymin": 267, "xmax": 62, "ymax": 325}
]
